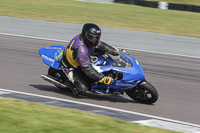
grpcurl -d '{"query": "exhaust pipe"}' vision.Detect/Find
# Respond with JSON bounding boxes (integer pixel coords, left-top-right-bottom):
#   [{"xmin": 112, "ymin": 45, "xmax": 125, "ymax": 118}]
[{"xmin": 41, "ymin": 74, "xmax": 67, "ymax": 89}]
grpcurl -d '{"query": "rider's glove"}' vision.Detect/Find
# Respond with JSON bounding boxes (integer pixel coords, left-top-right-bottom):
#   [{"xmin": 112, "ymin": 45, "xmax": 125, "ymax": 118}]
[{"xmin": 98, "ymin": 77, "xmax": 113, "ymax": 85}]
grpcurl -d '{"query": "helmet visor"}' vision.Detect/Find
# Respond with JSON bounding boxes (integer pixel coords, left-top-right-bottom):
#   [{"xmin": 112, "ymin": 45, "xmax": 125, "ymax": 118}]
[{"xmin": 86, "ymin": 33, "xmax": 101, "ymax": 45}]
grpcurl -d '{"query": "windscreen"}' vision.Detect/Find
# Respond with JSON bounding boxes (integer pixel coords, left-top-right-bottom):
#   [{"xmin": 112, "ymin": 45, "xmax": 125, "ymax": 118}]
[{"xmin": 112, "ymin": 53, "xmax": 132, "ymax": 68}]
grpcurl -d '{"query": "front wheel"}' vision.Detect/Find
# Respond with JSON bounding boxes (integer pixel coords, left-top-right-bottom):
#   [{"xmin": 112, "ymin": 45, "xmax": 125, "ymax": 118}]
[{"xmin": 126, "ymin": 81, "xmax": 158, "ymax": 104}]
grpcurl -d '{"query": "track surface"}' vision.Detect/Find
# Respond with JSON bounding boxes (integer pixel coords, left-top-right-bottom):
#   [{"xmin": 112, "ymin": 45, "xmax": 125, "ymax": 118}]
[
  {"xmin": 1, "ymin": 16, "xmax": 200, "ymax": 57},
  {"xmin": 0, "ymin": 34, "xmax": 200, "ymax": 125}
]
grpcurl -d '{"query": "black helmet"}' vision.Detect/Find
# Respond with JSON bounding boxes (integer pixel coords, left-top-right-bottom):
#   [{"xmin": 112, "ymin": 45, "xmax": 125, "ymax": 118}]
[{"xmin": 81, "ymin": 23, "xmax": 101, "ymax": 47}]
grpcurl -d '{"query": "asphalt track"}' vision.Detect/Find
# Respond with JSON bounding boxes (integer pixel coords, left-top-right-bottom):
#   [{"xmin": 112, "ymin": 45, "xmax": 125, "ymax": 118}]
[
  {"xmin": 0, "ymin": 34, "xmax": 200, "ymax": 125},
  {"xmin": 1, "ymin": 16, "xmax": 200, "ymax": 58}
]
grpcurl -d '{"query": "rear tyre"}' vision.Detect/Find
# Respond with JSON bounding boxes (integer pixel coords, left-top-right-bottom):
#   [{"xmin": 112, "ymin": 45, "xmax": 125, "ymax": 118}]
[
  {"xmin": 126, "ymin": 81, "xmax": 158, "ymax": 104},
  {"xmin": 48, "ymin": 67, "xmax": 68, "ymax": 90}
]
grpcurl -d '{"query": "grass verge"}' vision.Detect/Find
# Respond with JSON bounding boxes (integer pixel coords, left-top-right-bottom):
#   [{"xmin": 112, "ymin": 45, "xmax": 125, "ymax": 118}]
[
  {"xmin": 0, "ymin": 97, "xmax": 180, "ymax": 133},
  {"xmin": 0, "ymin": 0, "xmax": 200, "ymax": 37}
]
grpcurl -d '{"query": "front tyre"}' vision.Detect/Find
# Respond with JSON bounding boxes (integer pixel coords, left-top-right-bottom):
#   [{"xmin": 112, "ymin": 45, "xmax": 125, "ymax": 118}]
[{"xmin": 126, "ymin": 81, "xmax": 158, "ymax": 104}]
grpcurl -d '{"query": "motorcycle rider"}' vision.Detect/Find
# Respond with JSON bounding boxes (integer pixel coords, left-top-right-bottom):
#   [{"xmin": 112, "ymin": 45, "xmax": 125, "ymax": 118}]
[{"xmin": 61, "ymin": 23, "xmax": 119, "ymax": 95}]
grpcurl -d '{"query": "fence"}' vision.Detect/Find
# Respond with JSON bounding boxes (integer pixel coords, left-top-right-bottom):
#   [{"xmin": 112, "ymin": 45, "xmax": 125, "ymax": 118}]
[{"xmin": 114, "ymin": 0, "xmax": 200, "ymax": 13}]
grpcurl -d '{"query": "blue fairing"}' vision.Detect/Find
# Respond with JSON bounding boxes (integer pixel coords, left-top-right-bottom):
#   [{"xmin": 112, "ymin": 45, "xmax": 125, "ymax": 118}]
[
  {"xmin": 91, "ymin": 53, "xmax": 114, "ymax": 72},
  {"xmin": 113, "ymin": 52, "xmax": 145, "ymax": 81},
  {"xmin": 38, "ymin": 45, "xmax": 65, "ymax": 70},
  {"xmin": 39, "ymin": 45, "xmax": 145, "ymax": 94},
  {"xmin": 92, "ymin": 51, "xmax": 145, "ymax": 81},
  {"xmin": 91, "ymin": 51, "xmax": 145, "ymax": 92}
]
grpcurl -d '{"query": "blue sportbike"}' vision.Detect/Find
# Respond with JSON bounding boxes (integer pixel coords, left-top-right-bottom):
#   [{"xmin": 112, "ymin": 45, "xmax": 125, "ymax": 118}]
[{"xmin": 39, "ymin": 45, "xmax": 158, "ymax": 104}]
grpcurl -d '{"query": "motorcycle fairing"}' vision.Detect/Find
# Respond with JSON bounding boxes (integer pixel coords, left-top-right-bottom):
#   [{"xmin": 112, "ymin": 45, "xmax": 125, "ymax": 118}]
[
  {"xmin": 39, "ymin": 45, "xmax": 146, "ymax": 94},
  {"xmin": 91, "ymin": 51, "xmax": 145, "ymax": 93},
  {"xmin": 38, "ymin": 45, "xmax": 64, "ymax": 70}
]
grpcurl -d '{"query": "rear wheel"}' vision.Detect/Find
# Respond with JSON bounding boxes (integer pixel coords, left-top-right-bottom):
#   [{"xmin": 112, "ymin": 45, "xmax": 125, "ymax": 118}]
[
  {"xmin": 126, "ymin": 81, "xmax": 158, "ymax": 104},
  {"xmin": 48, "ymin": 67, "xmax": 68, "ymax": 90}
]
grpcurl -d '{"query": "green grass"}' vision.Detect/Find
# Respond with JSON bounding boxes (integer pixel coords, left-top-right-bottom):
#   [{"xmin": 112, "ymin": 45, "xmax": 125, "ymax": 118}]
[
  {"xmin": 147, "ymin": 0, "xmax": 200, "ymax": 5},
  {"xmin": 0, "ymin": 97, "xmax": 180, "ymax": 133},
  {"xmin": 0, "ymin": 0, "xmax": 199, "ymax": 37}
]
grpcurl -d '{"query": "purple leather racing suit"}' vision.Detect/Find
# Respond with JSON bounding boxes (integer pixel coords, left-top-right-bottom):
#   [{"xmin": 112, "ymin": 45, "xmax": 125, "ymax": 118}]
[{"xmin": 61, "ymin": 34, "xmax": 118, "ymax": 92}]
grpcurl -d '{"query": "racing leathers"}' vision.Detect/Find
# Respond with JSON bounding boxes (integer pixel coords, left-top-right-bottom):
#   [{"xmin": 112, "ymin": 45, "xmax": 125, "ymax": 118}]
[{"xmin": 61, "ymin": 34, "xmax": 119, "ymax": 93}]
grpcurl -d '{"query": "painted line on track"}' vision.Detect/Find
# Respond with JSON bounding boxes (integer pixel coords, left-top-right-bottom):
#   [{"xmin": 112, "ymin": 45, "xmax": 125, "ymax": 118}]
[
  {"xmin": 134, "ymin": 119, "xmax": 200, "ymax": 133},
  {"xmin": 0, "ymin": 32, "xmax": 200, "ymax": 59},
  {"xmin": 0, "ymin": 32, "xmax": 67, "ymax": 42},
  {"xmin": 0, "ymin": 88, "xmax": 200, "ymax": 128}
]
